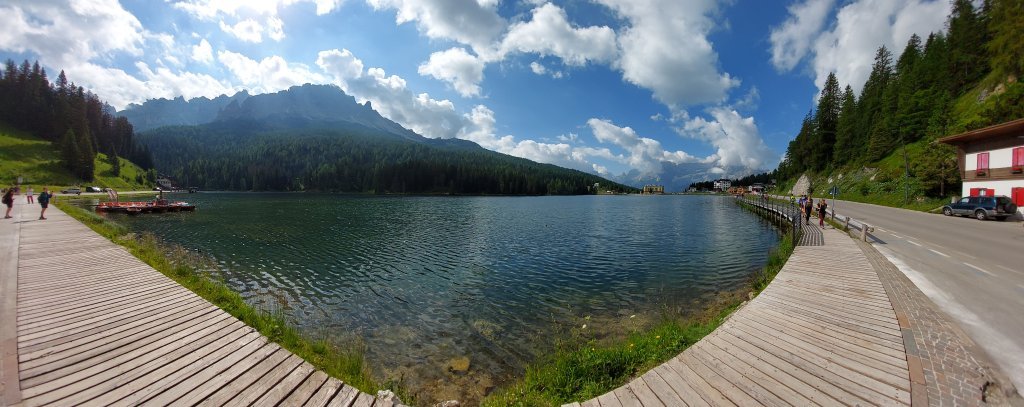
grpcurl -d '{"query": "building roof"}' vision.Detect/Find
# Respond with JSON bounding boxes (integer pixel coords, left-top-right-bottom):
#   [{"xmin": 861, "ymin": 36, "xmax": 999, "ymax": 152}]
[{"xmin": 937, "ymin": 117, "xmax": 1024, "ymax": 145}]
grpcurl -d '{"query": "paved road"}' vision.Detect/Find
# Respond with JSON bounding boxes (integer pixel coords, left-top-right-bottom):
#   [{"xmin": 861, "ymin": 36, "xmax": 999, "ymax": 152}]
[{"xmin": 830, "ymin": 199, "xmax": 1024, "ymax": 396}]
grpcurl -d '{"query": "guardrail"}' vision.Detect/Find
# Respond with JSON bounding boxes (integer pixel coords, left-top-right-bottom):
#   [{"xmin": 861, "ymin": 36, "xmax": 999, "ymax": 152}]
[
  {"xmin": 764, "ymin": 194, "xmax": 875, "ymax": 242},
  {"xmin": 735, "ymin": 195, "xmax": 801, "ymax": 241}
]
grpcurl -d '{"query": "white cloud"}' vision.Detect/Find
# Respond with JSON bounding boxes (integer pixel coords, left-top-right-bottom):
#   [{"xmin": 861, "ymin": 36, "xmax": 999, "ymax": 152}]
[
  {"xmin": 588, "ymin": 118, "xmax": 704, "ymax": 175},
  {"xmin": 529, "ymin": 61, "xmax": 563, "ymax": 78},
  {"xmin": 191, "ymin": 39, "xmax": 214, "ymax": 63},
  {"xmin": 596, "ymin": 0, "xmax": 739, "ymax": 108},
  {"xmin": 365, "ymin": 0, "xmax": 506, "ymax": 57},
  {"xmin": 219, "ymin": 18, "xmax": 265, "ymax": 42},
  {"xmin": 267, "ymin": 16, "xmax": 286, "ymax": 41},
  {"xmin": 769, "ymin": 0, "xmax": 835, "ymax": 72},
  {"xmin": 172, "ymin": 0, "xmax": 343, "ymax": 19},
  {"xmin": 417, "ymin": 47, "xmax": 485, "ymax": 97},
  {"xmin": 681, "ymin": 107, "xmax": 777, "ymax": 169},
  {"xmin": 218, "ymin": 50, "xmax": 325, "ymax": 92},
  {"xmin": 807, "ymin": 0, "xmax": 949, "ymax": 94},
  {"xmin": 500, "ymin": 3, "xmax": 617, "ymax": 66}
]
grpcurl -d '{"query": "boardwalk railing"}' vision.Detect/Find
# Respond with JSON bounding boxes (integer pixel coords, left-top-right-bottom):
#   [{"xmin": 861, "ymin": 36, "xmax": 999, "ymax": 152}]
[
  {"xmin": 762, "ymin": 194, "xmax": 876, "ymax": 242},
  {"xmin": 735, "ymin": 196, "xmax": 800, "ymax": 241}
]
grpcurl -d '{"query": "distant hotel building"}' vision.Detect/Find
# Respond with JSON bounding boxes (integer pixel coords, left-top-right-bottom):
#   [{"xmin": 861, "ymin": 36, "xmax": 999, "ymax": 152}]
[
  {"xmin": 642, "ymin": 185, "xmax": 665, "ymax": 194},
  {"xmin": 939, "ymin": 118, "xmax": 1024, "ymax": 212},
  {"xmin": 713, "ymin": 179, "xmax": 731, "ymax": 191}
]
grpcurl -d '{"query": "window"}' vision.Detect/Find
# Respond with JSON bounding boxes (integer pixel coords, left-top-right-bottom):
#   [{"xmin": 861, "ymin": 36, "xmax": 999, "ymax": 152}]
[
  {"xmin": 1013, "ymin": 187, "xmax": 1024, "ymax": 207},
  {"xmin": 1013, "ymin": 147, "xmax": 1024, "ymax": 173},
  {"xmin": 976, "ymin": 152, "xmax": 989, "ymax": 176}
]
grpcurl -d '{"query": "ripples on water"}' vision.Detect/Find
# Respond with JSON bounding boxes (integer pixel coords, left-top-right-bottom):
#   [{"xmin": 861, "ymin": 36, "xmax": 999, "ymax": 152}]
[{"xmin": 108, "ymin": 193, "xmax": 779, "ymax": 403}]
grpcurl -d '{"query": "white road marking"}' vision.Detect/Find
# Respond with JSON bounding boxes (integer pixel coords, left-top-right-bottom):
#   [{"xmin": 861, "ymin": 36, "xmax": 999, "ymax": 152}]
[
  {"xmin": 907, "ymin": 240, "xmax": 922, "ymax": 247},
  {"xmin": 928, "ymin": 249, "xmax": 950, "ymax": 258},
  {"xmin": 997, "ymin": 265, "xmax": 1023, "ymax": 276},
  {"xmin": 964, "ymin": 262, "xmax": 995, "ymax": 276}
]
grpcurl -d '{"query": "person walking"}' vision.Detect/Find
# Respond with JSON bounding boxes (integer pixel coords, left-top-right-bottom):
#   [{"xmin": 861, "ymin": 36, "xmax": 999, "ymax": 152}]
[
  {"xmin": 818, "ymin": 198, "xmax": 828, "ymax": 227},
  {"xmin": 804, "ymin": 197, "xmax": 813, "ymax": 225},
  {"xmin": 3, "ymin": 187, "xmax": 14, "ymax": 219},
  {"xmin": 37, "ymin": 187, "xmax": 53, "ymax": 220},
  {"xmin": 26, "ymin": 186, "xmax": 34, "ymax": 204}
]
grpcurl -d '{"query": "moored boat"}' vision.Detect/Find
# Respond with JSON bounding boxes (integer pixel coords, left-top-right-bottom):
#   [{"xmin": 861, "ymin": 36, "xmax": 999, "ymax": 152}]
[{"xmin": 96, "ymin": 200, "xmax": 197, "ymax": 214}]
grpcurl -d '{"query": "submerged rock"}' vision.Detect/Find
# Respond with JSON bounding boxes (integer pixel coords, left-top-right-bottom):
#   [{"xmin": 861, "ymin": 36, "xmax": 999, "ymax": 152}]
[{"xmin": 447, "ymin": 356, "xmax": 470, "ymax": 373}]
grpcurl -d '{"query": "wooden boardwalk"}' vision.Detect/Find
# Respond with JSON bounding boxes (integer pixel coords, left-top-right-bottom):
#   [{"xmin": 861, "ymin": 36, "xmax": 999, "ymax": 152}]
[
  {"xmin": 566, "ymin": 226, "xmax": 912, "ymax": 407},
  {"xmin": 0, "ymin": 202, "xmax": 395, "ymax": 406}
]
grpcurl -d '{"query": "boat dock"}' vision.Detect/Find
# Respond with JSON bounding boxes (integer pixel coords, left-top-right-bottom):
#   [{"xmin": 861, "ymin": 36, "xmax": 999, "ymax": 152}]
[{"xmin": 1, "ymin": 202, "xmax": 398, "ymax": 406}]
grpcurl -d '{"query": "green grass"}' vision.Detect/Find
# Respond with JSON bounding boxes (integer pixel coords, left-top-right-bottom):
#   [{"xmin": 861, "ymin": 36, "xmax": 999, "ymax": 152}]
[
  {"xmin": 54, "ymin": 201, "xmax": 410, "ymax": 402},
  {"xmin": 482, "ymin": 232, "xmax": 796, "ymax": 407},
  {"xmin": 0, "ymin": 124, "xmax": 150, "ymax": 190}
]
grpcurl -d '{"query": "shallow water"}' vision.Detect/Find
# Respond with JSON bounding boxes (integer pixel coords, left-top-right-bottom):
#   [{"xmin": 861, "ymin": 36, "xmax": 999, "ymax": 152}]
[{"xmin": 100, "ymin": 193, "xmax": 779, "ymax": 403}]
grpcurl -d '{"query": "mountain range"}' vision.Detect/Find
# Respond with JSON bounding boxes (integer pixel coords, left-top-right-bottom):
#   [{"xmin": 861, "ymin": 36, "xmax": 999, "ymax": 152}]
[{"xmin": 129, "ymin": 84, "xmax": 634, "ymax": 194}]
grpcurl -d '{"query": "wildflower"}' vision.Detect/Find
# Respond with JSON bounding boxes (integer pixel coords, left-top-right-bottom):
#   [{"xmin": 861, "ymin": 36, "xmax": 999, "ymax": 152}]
[
  {"xmin": 656, "ymin": 335, "xmax": 661, "ymax": 339},
  {"xmin": 629, "ymin": 315, "xmax": 636, "ymax": 319},
  {"xmin": 629, "ymin": 343, "xmax": 634, "ymax": 347},
  {"xmin": 581, "ymin": 324, "xmax": 587, "ymax": 329}
]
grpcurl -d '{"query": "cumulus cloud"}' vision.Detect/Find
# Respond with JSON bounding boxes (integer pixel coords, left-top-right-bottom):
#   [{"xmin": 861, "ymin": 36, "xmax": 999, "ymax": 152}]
[
  {"xmin": 775, "ymin": 0, "xmax": 949, "ymax": 94},
  {"xmin": 417, "ymin": 47, "xmax": 485, "ymax": 97},
  {"xmin": 529, "ymin": 61, "xmax": 563, "ymax": 78},
  {"xmin": 500, "ymin": 3, "xmax": 617, "ymax": 65},
  {"xmin": 597, "ymin": 0, "xmax": 739, "ymax": 108},
  {"xmin": 191, "ymin": 38, "xmax": 214, "ymax": 63},
  {"xmin": 218, "ymin": 50, "xmax": 326, "ymax": 93},
  {"xmin": 588, "ymin": 118, "xmax": 705, "ymax": 175},
  {"xmin": 769, "ymin": 0, "xmax": 835, "ymax": 72},
  {"xmin": 366, "ymin": 0, "xmax": 506, "ymax": 57},
  {"xmin": 681, "ymin": 108, "xmax": 777, "ymax": 170},
  {"xmin": 172, "ymin": 0, "xmax": 343, "ymax": 19},
  {"xmin": 219, "ymin": 19, "xmax": 265, "ymax": 42}
]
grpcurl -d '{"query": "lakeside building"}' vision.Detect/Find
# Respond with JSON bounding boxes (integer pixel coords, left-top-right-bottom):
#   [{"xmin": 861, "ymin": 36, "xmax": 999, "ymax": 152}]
[
  {"xmin": 750, "ymin": 183, "xmax": 765, "ymax": 194},
  {"xmin": 642, "ymin": 184, "xmax": 665, "ymax": 194},
  {"xmin": 938, "ymin": 117, "xmax": 1024, "ymax": 212},
  {"xmin": 713, "ymin": 179, "xmax": 731, "ymax": 191}
]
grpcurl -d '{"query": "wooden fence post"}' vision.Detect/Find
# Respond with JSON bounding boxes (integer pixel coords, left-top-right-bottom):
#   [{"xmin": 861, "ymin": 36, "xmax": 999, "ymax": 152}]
[
  {"xmin": 861, "ymin": 223, "xmax": 870, "ymax": 242},
  {"xmin": 844, "ymin": 216, "xmax": 850, "ymax": 231}
]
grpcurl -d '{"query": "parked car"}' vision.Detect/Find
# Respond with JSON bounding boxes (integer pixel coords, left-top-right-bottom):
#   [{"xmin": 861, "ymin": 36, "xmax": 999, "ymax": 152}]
[
  {"xmin": 942, "ymin": 195, "xmax": 1018, "ymax": 221},
  {"xmin": 86, "ymin": 186, "xmax": 102, "ymax": 192},
  {"xmin": 61, "ymin": 188, "xmax": 81, "ymax": 195}
]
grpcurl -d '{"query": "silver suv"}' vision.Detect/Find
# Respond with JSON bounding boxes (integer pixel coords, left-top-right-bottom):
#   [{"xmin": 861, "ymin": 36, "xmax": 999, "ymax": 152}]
[{"xmin": 942, "ymin": 196, "xmax": 1018, "ymax": 221}]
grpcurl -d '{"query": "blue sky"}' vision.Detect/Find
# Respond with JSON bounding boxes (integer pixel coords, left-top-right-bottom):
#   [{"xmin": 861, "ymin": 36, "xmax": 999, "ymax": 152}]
[{"xmin": 0, "ymin": 0, "xmax": 951, "ymax": 185}]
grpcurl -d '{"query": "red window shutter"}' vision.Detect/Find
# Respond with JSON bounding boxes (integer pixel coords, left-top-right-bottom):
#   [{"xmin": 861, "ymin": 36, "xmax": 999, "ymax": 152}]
[
  {"xmin": 988, "ymin": 188, "xmax": 997, "ymax": 197},
  {"xmin": 1013, "ymin": 188, "xmax": 1024, "ymax": 206},
  {"xmin": 978, "ymin": 152, "xmax": 989, "ymax": 170},
  {"xmin": 970, "ymin": 188, "xmax": 982, "ymax": 196},
  {"xmin": 1014, "ymin": 147, "xmax": 1024, "ymax": 170}
]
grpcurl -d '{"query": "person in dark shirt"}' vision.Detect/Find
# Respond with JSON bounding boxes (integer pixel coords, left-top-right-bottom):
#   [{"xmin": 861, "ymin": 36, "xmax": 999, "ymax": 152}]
[
  {"xmin": 818, "ymin": 199, "xmax": 828, "ymax": 227},
  {"xmin": 37, "ymin": 187, "xmax": 53, "ymax": 220},
  {"xmin": 2, "ymin": 188, "xmax": 13, "ymax": 219}
]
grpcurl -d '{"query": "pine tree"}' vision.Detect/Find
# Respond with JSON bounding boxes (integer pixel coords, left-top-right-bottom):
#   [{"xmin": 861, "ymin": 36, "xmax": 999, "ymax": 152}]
[
  {"xmin": 832, "ymin": 85, "xmax": 857, "ymax": 165},
  {"xmin": 857, "ymin": 46, "xmax": 894, "ymax": 159},
  {"xmin": 813, "ymin": 72, "xmax": 841, "ymax": 170},
  {"xmin": 60, "ymin": 129, "xmax": 80, "ymax": 172},
  {"xmin": 895, "ymin": 34, "xmax": 929, "ymax": 143},
  {"xmin": 947, "ymin": 0, "xmax": 988, "ymax": 94},
  {"xmin": 76, "ymin": 129, "xmax": 96, "ymax": 181},
  {"xmin": 109, "ymin": 148, "xmax": 121, "ymax": 177},
  {"xmin": 987, "ymin": 0, "xmax": 1024, "ymax": 77}
]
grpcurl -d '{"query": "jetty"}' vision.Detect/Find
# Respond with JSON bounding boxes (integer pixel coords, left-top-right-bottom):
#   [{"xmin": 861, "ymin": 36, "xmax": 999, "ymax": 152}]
[
  {"xmin": 1, "ymin": 202, "xmax": 399, "ymax": 406},
  {"xmin": 565, "ymin": 199, "xmax": 1011, "ymax": 406}
]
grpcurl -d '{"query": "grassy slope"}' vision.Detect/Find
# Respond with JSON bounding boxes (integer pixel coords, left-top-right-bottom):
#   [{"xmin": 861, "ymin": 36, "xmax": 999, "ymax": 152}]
[{"xmin": 0, "ymin": 124, "xmax": 150, "ymax": 190}]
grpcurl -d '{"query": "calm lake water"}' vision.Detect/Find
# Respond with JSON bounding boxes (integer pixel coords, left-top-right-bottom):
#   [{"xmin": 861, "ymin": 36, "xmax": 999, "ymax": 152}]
[{"xmin": 98, "ymin": 193, "xmax": 779, "ymax": 403}]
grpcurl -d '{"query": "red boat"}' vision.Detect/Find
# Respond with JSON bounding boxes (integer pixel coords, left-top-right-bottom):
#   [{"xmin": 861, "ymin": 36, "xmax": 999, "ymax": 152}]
[{"xmin": 95, "ymin": 200, "xmax": 196, "ymax": 214}]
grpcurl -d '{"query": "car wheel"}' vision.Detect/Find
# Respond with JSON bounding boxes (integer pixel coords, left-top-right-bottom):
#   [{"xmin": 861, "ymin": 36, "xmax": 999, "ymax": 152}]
[
  {"xmin": 942, "ymin": 207, "xmax": 953, "ymax": 216},
  {"xmin": 975, "ymin": 210, "xmax": 987, "ymax": 221}
]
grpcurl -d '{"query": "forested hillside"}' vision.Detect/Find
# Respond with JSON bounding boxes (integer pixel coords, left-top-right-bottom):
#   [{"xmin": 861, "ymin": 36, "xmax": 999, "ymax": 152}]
[
  {"xmin": 141, "ymin": 125, "xmax": 632, "ymax": 194},
  {"xmin": 777, "ymin": 0, "xmax": 1023, "ymax": 202},
  {"xmin": 0, "ymin": 60, "xmax": 154, "ymax": 183},
  {"xmin": 137, "ymin": 85, "xmax": 635, "ymax": 195}
]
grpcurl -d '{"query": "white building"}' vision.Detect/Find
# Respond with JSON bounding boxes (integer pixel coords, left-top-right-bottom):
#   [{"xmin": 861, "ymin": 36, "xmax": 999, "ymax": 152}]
[
  {"xmin": 939, "ymin": 118, "xmax": 1024, "ymax": 213},
  {"xmin": 713, "ymin": 179, "xmax": 731, "ymax": 191}
]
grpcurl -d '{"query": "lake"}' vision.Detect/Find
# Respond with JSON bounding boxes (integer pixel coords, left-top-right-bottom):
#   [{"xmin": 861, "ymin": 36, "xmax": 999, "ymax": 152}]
[{"xmin": 99, "ymin": 193, "xmax": 780, "ymax": 403}]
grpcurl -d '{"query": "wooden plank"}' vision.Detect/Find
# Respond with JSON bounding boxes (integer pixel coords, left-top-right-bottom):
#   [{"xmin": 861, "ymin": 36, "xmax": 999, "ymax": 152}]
[
  {"xmin": 612, "ymin": 385, "xmax": 643, "ymax": 407},
  {"xmin": 678, "ymin": 352, "xmax": 760, "ymax": 407},
  {"xmin": 19, "ymin": 303, "xmax": 218, "ymax": 376},
  {"xmin": 196, "ymin": 347, "xmax": 293, "ymax": 406},
  {"xmin": 639, "ymin": 370, "xmax": 689, "ymax": 407},
  {"xmin": 1, "ymin": 202, "xmax": 24, "ymax": 406},
  {"xmin": 627, "ymin": 376, "xmax": 666, "ymax": 406},
  {"xmin": 651, "ymin": 365, "xmax": 708, "ymax": 407},
  {"xmin": 762, "ymin": 289, "xmax": 900, "ymax": 328},
  {"xmin": 756, "ymin": 296, "xmax": 902, "ymax": 341},
  {"xmin": 663, "ymin": 357, "xmax": 734, "ymax": 407},
  {"xmin": 351, "ymin": 391, "xmax": 377, "ymax": 407},
  {"xmin": 304, "ymin": 377, "xmax": 345, "ymax": 407},
  {"xmin": 580, "ymin": 398, "xmax": 601, "ymax": 407},
  {"xmin": 596, "ymin": 390, "xmax": 622, "ymax": 407},
  {"xmin": 699, "ymin": 335, "xmax": 817, "ymax": 406},
  {"xmin": 688, "ymin": 344, "xmax": 789, "ymax": 406},
  {"xmin": 218, "ymin": 354, "xmax": 305, "ymax": 406},
  {"xmin": 117, "ymin": 334, "xmax": 269, "ymax": 406},
  {"xmin": 757, "ymin": 305, "xmax": 904, "ymax": 352},
  {"xmin": 732, "ymin": 315, "xmax": 909, "ymax": 388},
  {"xmin": 170, "ymin": 341, "xmax": 280, "ymax": 406},
  {"xmin": 17, "ymin": 280, "xmax": 178, "ymax": 319},
  {"xmin": 281, "ymin": 371, "xmax": 330, "ymax": 406},
  {"xmin": 17, "ymin": 285, "xmax": 191, "ymax": 334},
  {"xmin": 325, "ymin": 385, "xmax": 361, "ymax": 407}
]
